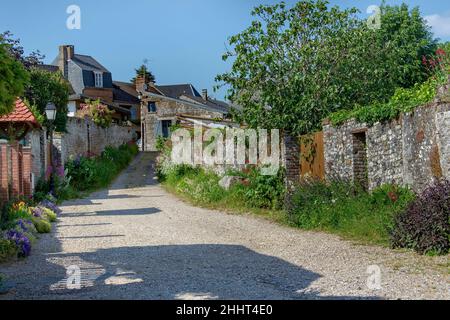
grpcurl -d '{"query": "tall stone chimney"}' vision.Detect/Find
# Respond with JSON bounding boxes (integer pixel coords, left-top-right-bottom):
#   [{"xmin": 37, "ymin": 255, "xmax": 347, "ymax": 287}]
[
  {"xmin": 58, "ymin": 45, "xmax": 75, "ymax": 79},
  {"xmin": 202, "ymin": 89, "xmax": 208, "ymax": 101}
]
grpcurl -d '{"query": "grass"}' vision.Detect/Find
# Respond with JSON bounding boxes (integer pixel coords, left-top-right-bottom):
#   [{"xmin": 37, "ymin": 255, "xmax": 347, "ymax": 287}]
[
  {"xmin": 289, "ymin": 179, "xmax": 416, "ymax": 245},
  {"xmin": 160, "ymin": 164, "xmax": 416, "ymax": 247},
  {"xmin": 160, "ymin": 165, "xmax": 287, "ymax": 224}
]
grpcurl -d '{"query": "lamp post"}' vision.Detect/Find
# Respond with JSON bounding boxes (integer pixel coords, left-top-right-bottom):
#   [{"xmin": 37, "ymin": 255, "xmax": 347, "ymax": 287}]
[{"xmin": 45, "ymin": 102, "xmax": 57, "ymax": 194}]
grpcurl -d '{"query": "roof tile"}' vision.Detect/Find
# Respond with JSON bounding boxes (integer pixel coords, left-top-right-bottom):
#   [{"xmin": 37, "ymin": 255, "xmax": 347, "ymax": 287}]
[{"xmin": 0, "ymin": 99, "xmax": 40, "ymax": 126}]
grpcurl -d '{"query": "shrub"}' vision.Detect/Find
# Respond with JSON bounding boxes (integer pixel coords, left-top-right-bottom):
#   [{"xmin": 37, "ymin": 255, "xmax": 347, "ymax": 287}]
[
  {"xmin": 290, "ymin": 179, "xmax": 415, "ymax": 244},
  {"xmin": 65, "ymin": 143, "xmax": 137, "ymax": 193},
  {"xmin": 0, "ymin": 239, "xmax": 18, "ymax": 262},
  {"xmin": 32, "ymin": 218, "xmax": 51, "ymax": 234},
  {"xmin": 235, "ymin": 166, "xmax": 285, "ymax": 210},
  {"xmin": 39, "ymin": 200, "xmax": 62, "ymax": 215},
  {"xmin": 41, "ymin": 208, "xmax": 57, "ymax": 223},
  {"xmin": 4, "ymin": 230, "xmax": 31, "ymax": 258},
  {"xmin": 391, "ymin": 179, "xmax": 450, "ymax": 255}
]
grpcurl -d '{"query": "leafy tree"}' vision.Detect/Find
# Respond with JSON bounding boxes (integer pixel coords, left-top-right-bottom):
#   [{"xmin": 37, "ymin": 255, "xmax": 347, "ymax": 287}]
[
  {"xmin": 131, "ymin": 64, "xmax": 156, "ymax": 84},
  {"xmin": 216, "ymin": 1, "xmax": 438, "ymax": 135},
  {"xmin": 0, "ymin": 43, "xmax": 29, "ymax": 115},
  {"xmin": 25, "ymin": 69, "xmax": 70, "ymax": 132},
  {"xmin": 0, "ymin": 31, "xmax": 45, "ymax": 69}
]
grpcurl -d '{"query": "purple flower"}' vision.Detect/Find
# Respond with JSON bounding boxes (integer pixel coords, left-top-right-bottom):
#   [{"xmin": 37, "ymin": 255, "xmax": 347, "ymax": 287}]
[
  {"xmin": 39, "ymin": 200, "xmax": 62, "ymax": 215},
  {"xmin": 31, "ymin": 207, "xmax": 44, "ymax": 218},
  {"xmin": 5, "ymin": 230, "xmax": 31, "ymax": 257}
]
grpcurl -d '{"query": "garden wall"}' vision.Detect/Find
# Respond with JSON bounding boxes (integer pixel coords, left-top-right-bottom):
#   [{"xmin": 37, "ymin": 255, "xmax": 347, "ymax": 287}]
[
  {"xmin": 54, "ymin": 117, "xmax": 137, "ymax": 165},
  {"xmin": 323, "ymin": 102, "xmax": 450, "ymax": 192}
]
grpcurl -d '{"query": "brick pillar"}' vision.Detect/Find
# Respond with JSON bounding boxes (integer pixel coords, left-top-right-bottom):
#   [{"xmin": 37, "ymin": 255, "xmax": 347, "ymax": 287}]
[
  {"xmin": 0, "ymin": 143, "xmax": 9, "ymax": 205},
  {"xmin": 10, "ymin": 142, "xmax": 23, "ymax": 198},
  {"xmin": 22, "ymin": 147, "xmax": 32, "ymax": 198},
  {"xmin": 282, "ymin": 133, "xmax": 301, "ymax": 211}
]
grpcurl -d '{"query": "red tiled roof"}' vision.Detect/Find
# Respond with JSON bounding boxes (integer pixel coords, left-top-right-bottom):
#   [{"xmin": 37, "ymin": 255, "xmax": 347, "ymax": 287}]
[{"xmin": 0, "ymin": 99, "xmax": 39, "ymax": 126}]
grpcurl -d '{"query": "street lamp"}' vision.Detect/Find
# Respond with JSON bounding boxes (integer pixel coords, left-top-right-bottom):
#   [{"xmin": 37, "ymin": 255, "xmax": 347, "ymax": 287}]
[
  {"xmin": 45, "ymin": 102, "xmax": 57, "ymax": 194},
  {"xmin": 45, "ymin": 102, "xmax": 57, "ymax": 122}
]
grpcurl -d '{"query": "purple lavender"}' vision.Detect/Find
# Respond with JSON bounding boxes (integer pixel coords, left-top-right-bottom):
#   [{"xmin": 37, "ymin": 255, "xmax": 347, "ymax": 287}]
[
  {"xmin": 31, "ymin": 207, "xmax": 44, "ymax": 218},
  {"xmin": 39, "ymin": 200, "xmax": 62, "ymax": 215},
  {"xmin": 5, "ymin": 230, "xmax": 31, "ymax": 257}
]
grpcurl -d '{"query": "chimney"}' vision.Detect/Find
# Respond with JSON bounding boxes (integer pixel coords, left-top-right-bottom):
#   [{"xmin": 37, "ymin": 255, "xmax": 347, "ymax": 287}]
[
  {"xmin": 58, "ymin": 45, "xmax": 74, "ymax": 79},
  {"xmin": 135, "ymin": 75, "xmax": 147, "ymax": 94},
  {"xmin": 202, "ymin": 89, "xmax": 208, "ymax": 101}
]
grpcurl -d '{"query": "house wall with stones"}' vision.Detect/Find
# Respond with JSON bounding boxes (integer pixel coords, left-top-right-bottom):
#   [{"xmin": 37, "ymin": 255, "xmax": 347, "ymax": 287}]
[
  {"xmin": 141, "ymin": 97, "xmax": 224, "ymax": 151},
  {"xmin": 323, "ymin": 102, "xmax": 450, "ymax": 192}
]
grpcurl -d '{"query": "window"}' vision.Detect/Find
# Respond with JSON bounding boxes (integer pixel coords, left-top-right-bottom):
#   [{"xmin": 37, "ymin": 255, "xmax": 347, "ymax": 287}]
[
  {"xmin": 148, "ymin": 102, "xmax": 157, "ymax": 113},
  {"xmin": 161, "ymin": 120, "xmax": 172, "ymax": 138},
  {"xmin": 94, "ymin": 72, "xmax": 103, "ymax": 88}
]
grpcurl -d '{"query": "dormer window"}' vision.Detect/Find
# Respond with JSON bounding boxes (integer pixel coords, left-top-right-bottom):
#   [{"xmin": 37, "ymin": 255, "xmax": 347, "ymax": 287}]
[{"xmin": 94, "ymin": 72, "xmax": 103, "ymax": 88}]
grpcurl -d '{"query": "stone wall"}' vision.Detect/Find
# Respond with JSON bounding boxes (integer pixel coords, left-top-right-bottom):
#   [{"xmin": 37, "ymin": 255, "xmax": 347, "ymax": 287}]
[
  {"xmin": 324, "ymin": 102, "xmax": 450, "ymax": 192},
  {"xmin": 54, "ymin": 117, "xmax": 136, "ymax": 164},
  {"xmin": 142, "ymin": 98, "xmax": 224, "ymax": 151}
]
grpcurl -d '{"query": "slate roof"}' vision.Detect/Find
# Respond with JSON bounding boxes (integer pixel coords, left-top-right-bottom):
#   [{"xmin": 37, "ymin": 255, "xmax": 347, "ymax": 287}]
[
  {"xmin": 179, "ymin": 95, "xmax": 231, "ymax": 114},
  {"xmin": 72, "ymin": 54, "xmax": 110, "ymax": 73},
  {"xmin": 156, "ymin": 84, "xmax": 201, "ymax": 99},
  {"xmin": 0, "ymin": 99, "xmax": 39, "ymax": 126},
  {"xmin": 113, "ymin": 84, "xmax": 140, "ymax": 104}
]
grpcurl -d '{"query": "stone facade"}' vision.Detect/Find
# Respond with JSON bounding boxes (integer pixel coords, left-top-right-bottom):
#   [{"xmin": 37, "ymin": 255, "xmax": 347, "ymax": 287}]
[
  {"xmin": 141, "ymin": 97, "xmax": 224, "ymax": 151},
  {"xmin": 324, "ymin": 102, "xmax": 450, "ymax": 192}
]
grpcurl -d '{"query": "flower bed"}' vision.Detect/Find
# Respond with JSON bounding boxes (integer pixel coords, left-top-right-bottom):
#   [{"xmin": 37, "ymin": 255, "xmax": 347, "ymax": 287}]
[{"xmin": 0, "ymin": 195, "xmax": 61, "ymax": 263}]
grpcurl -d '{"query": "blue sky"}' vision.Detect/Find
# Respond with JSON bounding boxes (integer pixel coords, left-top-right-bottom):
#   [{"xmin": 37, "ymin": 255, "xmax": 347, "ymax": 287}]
[{"xmin": 1, "ymin": 0, "xmax": 449, "ymax": 100}]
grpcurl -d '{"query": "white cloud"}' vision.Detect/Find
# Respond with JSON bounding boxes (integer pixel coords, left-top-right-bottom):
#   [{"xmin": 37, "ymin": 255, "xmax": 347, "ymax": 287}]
[{"xmin": 425, "ymin": 13, "xmax": 450, "ymax": 38}]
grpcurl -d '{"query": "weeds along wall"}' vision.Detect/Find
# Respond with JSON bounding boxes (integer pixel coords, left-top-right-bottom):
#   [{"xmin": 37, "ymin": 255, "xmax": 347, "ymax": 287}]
[{"xmin": 323, "ymin": 102, "xmax": 450, "ymax": 192}]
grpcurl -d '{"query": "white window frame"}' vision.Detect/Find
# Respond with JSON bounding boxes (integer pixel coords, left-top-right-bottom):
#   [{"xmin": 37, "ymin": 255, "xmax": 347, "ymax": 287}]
[{"xmin": 94, "ymin": 71, "xmax": 103, "ymax": 88}]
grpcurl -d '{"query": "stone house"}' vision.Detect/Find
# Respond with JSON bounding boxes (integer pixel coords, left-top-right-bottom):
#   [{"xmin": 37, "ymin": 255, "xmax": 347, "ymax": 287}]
[
  {"xmin": 51, "ymin": 45, "xmax": 140, "ymax": 132},
  {"xmin": 136, "ymin": 79, "xmax": 233, "ymax": 151}
]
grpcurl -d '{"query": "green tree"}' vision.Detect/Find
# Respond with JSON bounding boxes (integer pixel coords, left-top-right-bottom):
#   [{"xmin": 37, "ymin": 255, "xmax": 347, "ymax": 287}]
[
  {"xmin": 131, "ymin": 64, "xmax": 156, "ymax": 84},
  {"xmin": 216, "ymin": 1, "xmax": 437, "ymax": 135},
  {"xmin": 25, "ymin": 69, "xmax": 70, "ymax": 132},
  {"xmin": 0, "ymin": 43, "xmax": 29, "ymax": 115},
  {"xmin": 0, "ymin": 31, "xmax": 45, "ymax": 69}
]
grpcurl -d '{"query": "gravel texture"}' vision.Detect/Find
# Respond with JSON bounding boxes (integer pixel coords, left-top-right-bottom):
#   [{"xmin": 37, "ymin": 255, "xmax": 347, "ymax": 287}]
[{"xmin": 0, "ymin": 152, "xmax": 448, "ymax": 300}]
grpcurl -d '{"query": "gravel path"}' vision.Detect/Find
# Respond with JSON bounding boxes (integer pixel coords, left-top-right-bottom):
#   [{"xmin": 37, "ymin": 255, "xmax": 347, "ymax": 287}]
[{"xmin": 0, "ymin": 152, "xmax": 448, "ymax": 300}]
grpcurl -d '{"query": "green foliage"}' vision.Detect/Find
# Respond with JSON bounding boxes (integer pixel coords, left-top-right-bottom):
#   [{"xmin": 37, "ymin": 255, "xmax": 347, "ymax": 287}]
[
  {"xmin": 131, "ymin": 64, "xmax": 156, "ymax": 84},
  {"xmin": 329, "ymin": 72, "xmax": 447, "ymax": 126},
  {"xmin": 0, "ymin": 239, "xmax": 18, "ymax": 263},
  {"xmin": 216, "ymin": 1, "xmax": 437, "ymax": 135},
  {"xmin": 25, "ymin": 68, "xmax": 69, "ymax": 132},
  {"xmin": 290, "ymin": 179, "xmax": 415, "ymax": 245},
  {"xmin": 42, "ymin": 208, "xmax": 57, "ymax": 223},
  {"xmin": 160, "ymin": 164, "xmax": 286, "ymax": 211},
  {"xmin": 31, "ymin": 217, "xmax": 51, "ymax": 234},
  {"xmin": 0, "ymin": 43, "xmax": 29, "ymax": 115},
  {"xmin": 79, "ymin": 99, "xmax": 114, "ymax": 128},
  {"xmin": 65, "ymin": 143, "xmax": 138, "ymax": 194},
  {"xmin": 235, "ymin": 167, "xmax": 285, "ymax": 210}
]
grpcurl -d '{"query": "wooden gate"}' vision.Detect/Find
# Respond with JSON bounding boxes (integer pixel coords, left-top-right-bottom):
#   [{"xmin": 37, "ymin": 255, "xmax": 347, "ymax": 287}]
[{"xmin": 300, "ymin": 131, "xmax": 325, "ymax": 179}]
